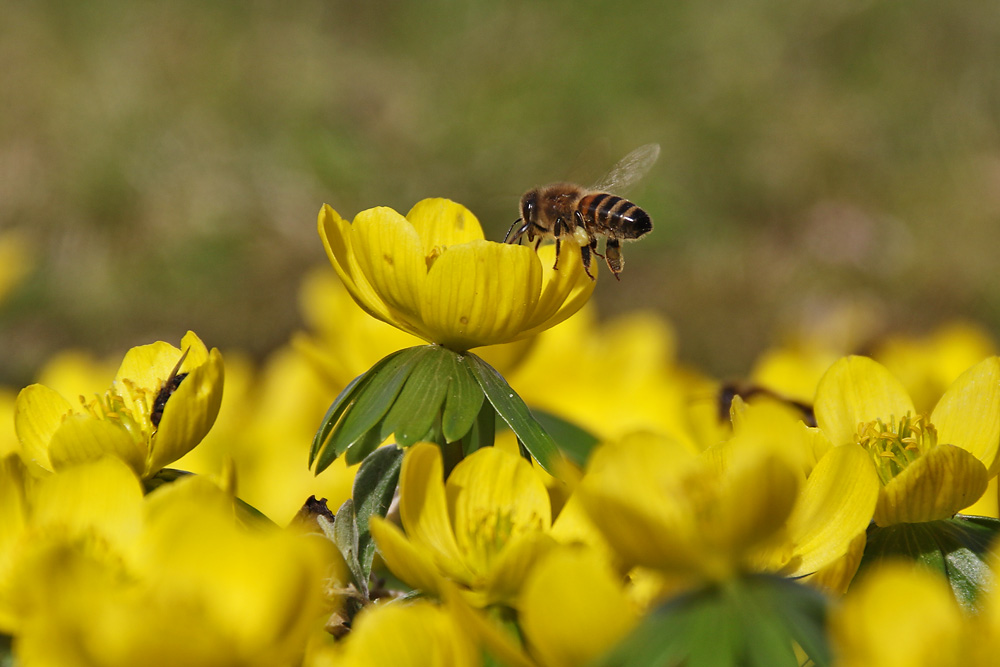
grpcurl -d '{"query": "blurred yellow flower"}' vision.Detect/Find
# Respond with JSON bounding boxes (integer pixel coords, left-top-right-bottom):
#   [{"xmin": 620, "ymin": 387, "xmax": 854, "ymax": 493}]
[
  {"xmin": 814, "ymin": 355, "xmax": 1000, "ymax": 526},
  {"xmin": 576, "ymin": 432, "xmax": 801, "ymax": 583},
  {"xmin": 873, "ymin": 321, "xmax": 997, "ymax": 413},
  {"xmin": 325, "ymin": 599, "xmax": 482, "ymax": 667},
  {"xmin": 518, "ymin": 546, "xmax": 639, "ymax": 667},
  {"xmin": 370, "ymin": 443, "xmax": 555, "ymax": 607},
  {"xmin": 6, "ymin": 467, "xmax": 331, "ymax": 666},
  {"xmin": 318, "ymin": 198, "xmax": 594, "ymax": 351},
  {"xmin": 507, "ymin": 305, "xmax": 699, "ymax": 446},
  {"xmin": 14, "ymin": 331, "xmax": 223, "ymax": 480},
  {"xmin": 174, "ymin": 347, "xmax": 359, "ymax": 525},
  {"xmin": 829, "ymin": 562, "xmax": 971, "ymax": 667}
]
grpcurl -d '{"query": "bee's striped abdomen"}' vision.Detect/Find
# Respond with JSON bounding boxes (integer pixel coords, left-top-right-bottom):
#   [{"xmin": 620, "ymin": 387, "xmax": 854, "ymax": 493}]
[{"xmin": 580, "ymin": 193, "xmax": 652, "ymax": 239}]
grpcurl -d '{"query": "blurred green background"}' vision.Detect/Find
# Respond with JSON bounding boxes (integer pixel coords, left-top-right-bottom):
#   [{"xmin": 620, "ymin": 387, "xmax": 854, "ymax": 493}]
[{"xmin": 3, "ymin": 0, "xmax": 999, "ymax": 385}]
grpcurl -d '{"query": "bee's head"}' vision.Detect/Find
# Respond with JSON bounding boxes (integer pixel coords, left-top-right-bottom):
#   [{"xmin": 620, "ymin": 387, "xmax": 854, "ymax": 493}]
[{"xmin": 519, "ymin": 189, "xmax": 539, "ymax": 223}]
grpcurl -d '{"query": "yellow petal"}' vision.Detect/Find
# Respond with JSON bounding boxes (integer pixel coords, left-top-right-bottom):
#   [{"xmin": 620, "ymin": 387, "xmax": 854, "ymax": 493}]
[
  {"xmin": 930, "ymin": 356, "xmax": 1000, "ymax": 476},
  {"xmin": 351, "ymin": 206, "xmax": 427, "ymax": 329},
  {"xmin": 830, "ymin": 562, "xmax": 969, "ymax": 667},
  {"xmin": 521, "ymin": 243, "xmax": 596, "ymax": 337},
  {"xmin": 483, "ymin": 532, "xmax": 557, "ymax": 607},
  {"xmin": 800, "ymin": 531, "xmax": 867, "ymax": 596},
  {"xmin": 577, "ymin": 436, "xmax": 706, "ymax": 573},
  {"xmin": 875, "ymin": 444, "xmax": 989, "ymax": 526},
  {"xmin": 318, "ymin": 204, "xmax": 399, "ymax": 328},
  {"xmin": 342, "ymin": 599, "xmax": 482, "ymax": 667},
  {"xmin": 31, "ymin": 457, "xmax": 144, "ymax": 550},
  {"xmin": 447, "ymin": 446, "xmax": 552, "ymax": 577},
  {"xmin": 519, "ymin": 547, "xmax": 639, "ymax": 667},
  {"xmin": 14, "ymin": 384, "xmax": 70, "ymax": 471},
  {"xmin": 782, "ymin": 444, "xmax": 878, "ymax": 576},
  {"xmin": 370, "ymin": 517, "xmax": 447, "ymax": 599},
  {"xmin": 815, "ymin": 356, "xmax": 916, "ymax": 447},
  {"xmin": 422, "ymin": 240, "xmax": 541, "ymax": 350},
  {"xmin": 147, "ymin": 346, "xmax": 224, "ymax": 474},
  {"xmin": 48, "ymin": 414, "xmax": 146, "ymax": 474},
  {"xmin": 406, "ymin": 198, "xmax": 485, "ymax": 252},
  {"xmin": 399, "ymin": 443, "xmax": 477, "ymax": 583},
  {"xmin": 715, "ymin": 446, "xmax": 800, "ymax": 555}
]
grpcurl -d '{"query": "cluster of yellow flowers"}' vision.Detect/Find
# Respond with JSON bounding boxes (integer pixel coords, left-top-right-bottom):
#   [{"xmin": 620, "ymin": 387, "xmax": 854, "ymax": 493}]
[{"xmin": 2, "ymin": 199, "xmax": 1000, "ymax": 665}]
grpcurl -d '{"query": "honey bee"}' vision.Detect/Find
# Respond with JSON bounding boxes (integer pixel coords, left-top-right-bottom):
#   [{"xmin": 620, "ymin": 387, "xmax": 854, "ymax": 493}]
[
  {"xmin": 151, "ymin": 348, "xmax": 189, "ymax": 428},
  {"xmin": 504, "ymin": 143, "xmax": 660, "ymax": 280}
]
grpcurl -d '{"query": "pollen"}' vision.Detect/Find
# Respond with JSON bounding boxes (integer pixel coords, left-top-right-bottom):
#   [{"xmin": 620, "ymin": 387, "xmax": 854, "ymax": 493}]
[
  {"xmin": 856, "ymin": 412, "xmax": 938, "ymax": 485},
  {"xmin": 78, "ymin": 386, "xmax": 151, "ymax": 442}
]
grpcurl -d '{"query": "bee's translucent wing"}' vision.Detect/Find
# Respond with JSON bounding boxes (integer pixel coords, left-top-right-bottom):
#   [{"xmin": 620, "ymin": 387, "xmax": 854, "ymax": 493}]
[{"xmin": 589, "ymin": 143, "xmax": 661, "ymax": 193}]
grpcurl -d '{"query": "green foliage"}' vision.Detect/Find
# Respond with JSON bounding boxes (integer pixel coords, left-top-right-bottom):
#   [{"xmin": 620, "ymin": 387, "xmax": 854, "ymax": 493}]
[
  {"xmin": 597, "ymin": 575, "xmax": 831, "ymax": 667},
  {"xmin": 311, "ymin": 345, "xmax": 564, "ymax": 475},
  {"xmin": 861, "ymin": 515, "xmax": 1000, "ymax": 609}
]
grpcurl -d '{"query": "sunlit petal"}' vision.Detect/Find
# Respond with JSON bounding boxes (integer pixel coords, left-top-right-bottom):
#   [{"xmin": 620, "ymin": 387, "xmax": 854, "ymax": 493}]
[
  {"xmin": 875, "ymin": 444, "xmax": 988, "ymax": 526},
  {"xmin": 930, "ymin": 356, "xmax": 1000, "ymax": 476},
  {"xmin": 815, "ymin": 356, "xmax": 915, "ymax": 447}
]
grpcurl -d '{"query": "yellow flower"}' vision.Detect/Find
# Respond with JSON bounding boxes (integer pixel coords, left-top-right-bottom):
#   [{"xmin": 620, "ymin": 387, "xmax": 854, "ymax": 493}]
[
  {"xmin": 14, "ymin": 331, "xmax": 224, "ymax": 479},
  {"xmin": 575, "ymin": 432, "xmax": 801, "ymax": 584},
  {"xmin": 518, "ymin": 546, "xmax": 639, "ymax": 667},
  {"xmin": 506, "ymin": 305, "xmax": 700, "ymax": 446},
  {"xmin": 370, "ymin": 443, "xmax": 555, "ymax": 607},
  {"xmin": 7, "ymin": 468, "xmax": 330, "ymax": 667},
  {"xmin": 576, "ymin": 410, "xmax": 878, "ymax": 590},
  {"xmin": 327, "ymin": 600, "xmax": 482, "ymax": 667},
  {"xmin": 829, "ymin": 562, "xmax": 972, "ymax": 667},
  {"xmin": 173, "ymin": 347, "xmax": 359, "ymax": 525},
  {"xmin": 814, "ymin": 355, "xmax": 1000, "ymax": 526},
  {"xmin": 318, "ymin": 198, "xmax": 595, "ymax": 351}
]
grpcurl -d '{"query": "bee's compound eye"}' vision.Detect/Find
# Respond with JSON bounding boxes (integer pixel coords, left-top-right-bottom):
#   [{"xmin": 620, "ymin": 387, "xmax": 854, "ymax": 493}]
[{"xmin": 521, "ymin": 191, "xmax": 539, "ymax": 221}]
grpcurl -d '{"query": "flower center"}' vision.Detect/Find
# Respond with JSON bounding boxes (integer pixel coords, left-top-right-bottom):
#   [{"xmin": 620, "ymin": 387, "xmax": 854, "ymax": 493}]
[
  {"xmin": 856, "ymin": 412, "xmax": 937, "ymax": 485},
  {"xmin": 78, "ymin": 387, "xmax": 151, "ymax": 443}
]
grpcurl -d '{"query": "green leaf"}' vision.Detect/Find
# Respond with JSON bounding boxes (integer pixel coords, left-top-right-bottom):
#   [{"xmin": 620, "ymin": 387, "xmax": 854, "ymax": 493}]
[
  {"xmin": 595, "ymin": 575, "xmax": 830, "ymax": 667},
  {"xmin": 344, "ymin": 423, "xmax": 390, "ymax": 465},
  {"xmin": 352, "ymin": 445, "xmax": 404, "ymax": 575},
  {"xmin": 310, "ymin": 369, "xmax": 370, "ymax": 468},
  {"xmin": 466, "ymin": 398, "xmax": 496, "ymax": 456},
  {"xmin": 464, "ymin": 352, "xmax": 562, "ymax": 475},
  {"xmin": 441, "ymin": 351, "xmax": 485, "ymax": 443},
  {"xmin": 861, "ymin": 515, "xmax": 1000, "ymax": 609},
  {"xmin": 379, "ymin": 347, "xmax": 453, "ymax": 447},
  {"xmin": 313, "ymin": 346, "xmax": 427, "ymax": 473},
  {"xmin": 333, "ymin": 498, "xmax": 367, "ymax": 597},
  {"xmin": 310, "ymin": 347, "xmax": 415, "ymax": 467},
  {"xmin": 530, "ymin": 409, "xmax": 600, "ymax": 466}
]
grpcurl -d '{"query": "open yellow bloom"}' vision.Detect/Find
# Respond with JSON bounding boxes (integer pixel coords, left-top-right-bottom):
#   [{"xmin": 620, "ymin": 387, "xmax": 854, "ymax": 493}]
[
  {"xmin": 14, "ymin": 331, "xmax": 224, "ymax": 479},
  {"xmin": 370, "ymin": 443, "xmax": 555, "ymax": 607},
  {"xmin": 576, "ymin": 432, "xmax": 801, "ymax": 583},
  {"xmin": 318, "ymin": 198, "xmax": 595, "ymax": 351},
  {"xmin": 814, "ymin": 355, "xmax": 1000, "ymax": 526}
]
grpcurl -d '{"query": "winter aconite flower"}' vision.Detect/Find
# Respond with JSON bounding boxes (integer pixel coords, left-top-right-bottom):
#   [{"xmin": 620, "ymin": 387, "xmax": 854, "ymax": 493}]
[
  {"xmin": 814, "ymin": 355, "xmax": 1000, "ymax": 526},
  {"xmin": 370, "ymin": 443, "xmax": 555, "ymax": 607},
  {"xmin": 14, "ymin": 331, "xmax": 224, "ymax": 480},
  {"xmin": 318, "ymin": 198, "xmax": 595, "ymax": 351}
]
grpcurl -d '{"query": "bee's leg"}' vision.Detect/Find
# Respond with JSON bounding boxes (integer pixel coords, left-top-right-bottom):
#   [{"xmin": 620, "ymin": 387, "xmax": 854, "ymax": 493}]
[
  {"xmin": 580, "ymin": 243, "xmax": 595, "ymax": 280},
  {"xmin": 552, "ymin": 218, "xmax": 564, "ymax": 270},
  {"xmin": 605, "ymin": 238, "xmax": 623, "ymax": 281},
  {"xmin": 590, "ymin": 236, "xmax": 604, "ymax": 259},
  {"xmin": 505, "ymin": 218, "xmax": 528, "ymax": 244}
]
